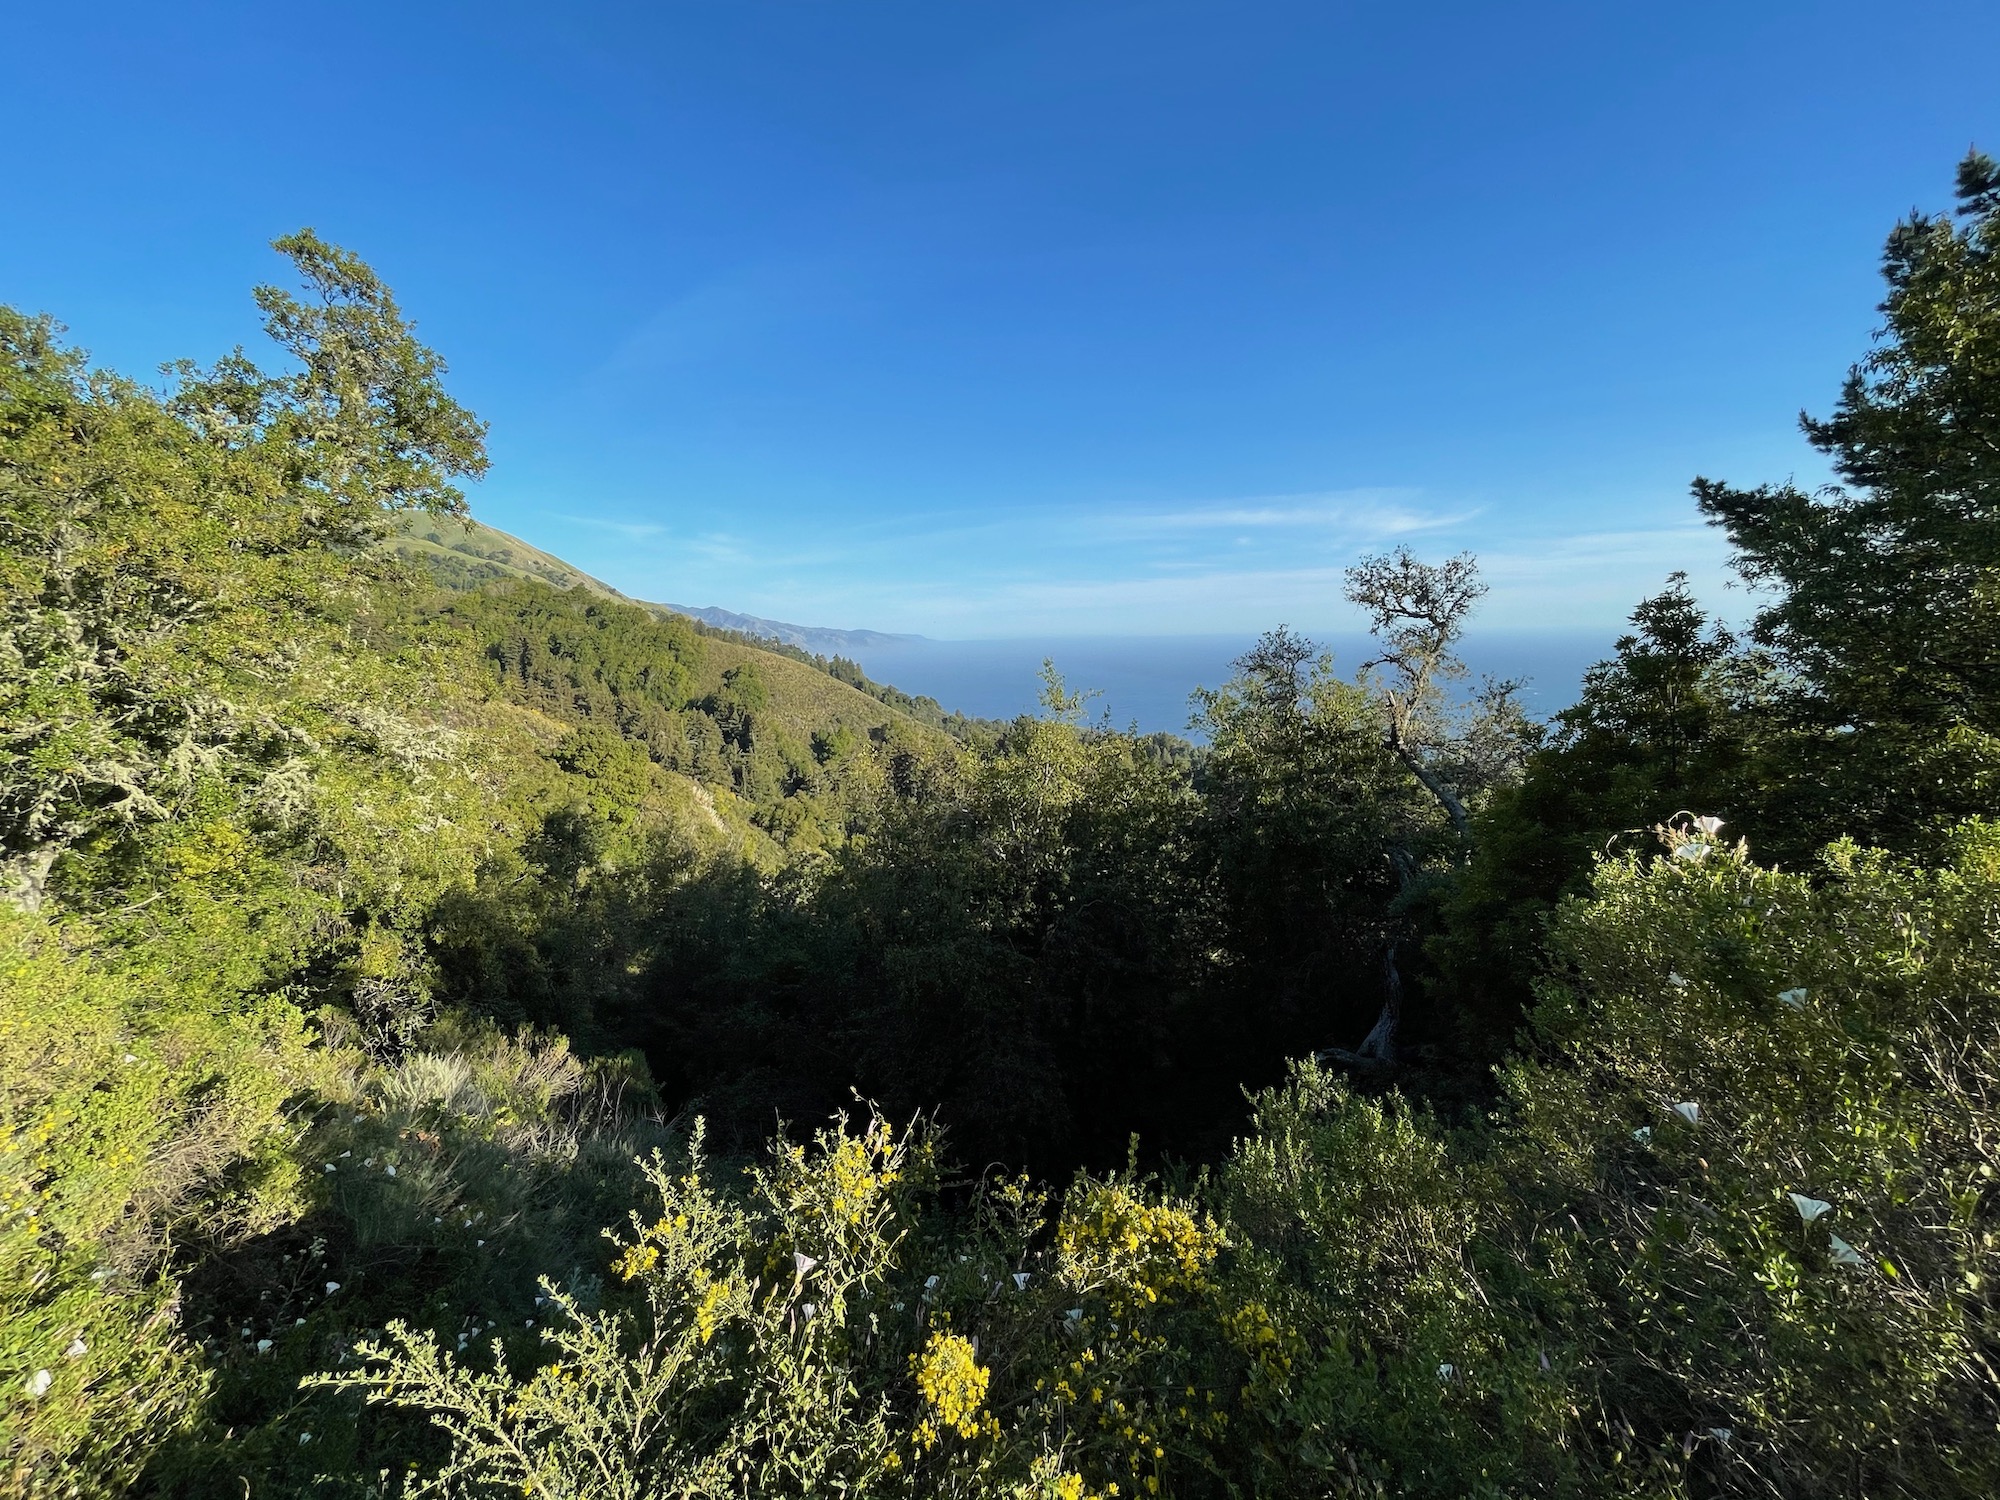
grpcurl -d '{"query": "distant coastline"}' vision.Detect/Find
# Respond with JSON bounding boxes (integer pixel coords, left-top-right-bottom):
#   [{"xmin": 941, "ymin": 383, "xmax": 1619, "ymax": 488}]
[
  {"xmin": 840, "ymin": 631, "xmax": 1609, "ymax": 738},
  {"xmin": 656, "ymin": 602, "xmax": 926, "ymax": 654}
]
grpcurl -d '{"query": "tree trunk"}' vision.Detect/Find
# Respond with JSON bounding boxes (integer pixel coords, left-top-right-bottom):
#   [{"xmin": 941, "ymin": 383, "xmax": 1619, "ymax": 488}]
[
  {"xmin": 1320, "ymin": 849, "xmax": 1416, "ymax": 1071},
  {"xmin": 1339, "ymin": 729, "xmax": 1469, "ymax": 1065},
  {"xmin": 1355, "ymin": 939, "xmax": 1403, "ymax": 1063},
  {"xmin": 1391, "ymin": 742, "xmax": 1471, "ymax": 840},
  {"xmin": 3, "ymin": 844, "xmax": 59, "ymax": 914}
]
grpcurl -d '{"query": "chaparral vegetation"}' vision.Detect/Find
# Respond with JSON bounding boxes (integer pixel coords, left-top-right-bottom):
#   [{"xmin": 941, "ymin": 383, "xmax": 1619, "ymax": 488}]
[{"xmin": 5, "ymin": 153, "xmax": 2000, "ymax": 1497}]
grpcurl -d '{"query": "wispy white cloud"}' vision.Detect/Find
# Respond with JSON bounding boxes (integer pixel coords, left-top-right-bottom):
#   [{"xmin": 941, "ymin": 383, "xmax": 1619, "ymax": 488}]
[
  {"xmin": 1472, "ymin": 521, "xmax": 1743, "ymax": 627},
  {"xmin": 547, "ymin": 512, "xmax": 668, "ymax": 540},
  {"xmin": 698, "ymin": 488, "xmax": 1469, "ymax": 574},
  {"xmin": 689, "ymin": 515, "xmax": 1739, "ymax": 637},
  {"xmin": 1079, "ymin": 489, "xmax": 1472, "ymax": 541},
  {"xmin": 684, "ymin": 532, "xmax": 756, "ymax": 566},
  {"xmin": 522, "ymin": 481, "xmax": 1739, "ymax": 640}
]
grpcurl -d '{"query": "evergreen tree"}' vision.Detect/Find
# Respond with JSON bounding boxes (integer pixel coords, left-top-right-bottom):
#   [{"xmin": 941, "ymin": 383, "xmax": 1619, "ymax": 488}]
[{"xmin": 1695, "ymin": 150, "xmax": 2000, "ymax": 854}]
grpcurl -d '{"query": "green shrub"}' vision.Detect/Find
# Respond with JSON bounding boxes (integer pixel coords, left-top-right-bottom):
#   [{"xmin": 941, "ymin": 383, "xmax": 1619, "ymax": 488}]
[
  {"xmin": 136, "ymin": 1023, "xmax": 673, "ymax": 1499},
  {"xmin": 340, "ymin": 823, "xmax": 2000, "ymax": 1498},
  {"xmin": 1495, "ymin": 819, "xmax": 2000, "ymax": 1494},
  {"xmin": 0, "ymin": 908, "xmax": 315, "ymax": 1494}
]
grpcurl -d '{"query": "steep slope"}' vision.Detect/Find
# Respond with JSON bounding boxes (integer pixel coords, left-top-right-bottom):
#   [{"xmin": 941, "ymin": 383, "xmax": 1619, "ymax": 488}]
[
  {"xmin": 695, "ymin": 635, "xmax": 932, "ymax": 746},
  {"xmin": 386, "ymin": 510, "xmax": 988, "ymax": 749},
  {"xmin": 387, "ymin": 512, "xmax": 923, "ymax": 653},
  {"xmin": 388, "ymin": 512, "xmax": 633, "ymax": 598},
  {"xmin": 387, "ymin": 533, "xmax": 962, "ymax": 865}
]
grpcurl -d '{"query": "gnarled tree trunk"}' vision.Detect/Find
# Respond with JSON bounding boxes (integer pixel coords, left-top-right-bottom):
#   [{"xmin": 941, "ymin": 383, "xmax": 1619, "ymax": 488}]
[{"xmin": 3, "ymin": 844, "xmax": 59, "ymax": 914}]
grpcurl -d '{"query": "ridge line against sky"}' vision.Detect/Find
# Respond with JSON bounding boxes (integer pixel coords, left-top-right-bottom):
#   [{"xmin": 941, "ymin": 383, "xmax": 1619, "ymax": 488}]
[{"xmin": 5, "ymin": 1, "xmax": 1992, "ymax": 638}]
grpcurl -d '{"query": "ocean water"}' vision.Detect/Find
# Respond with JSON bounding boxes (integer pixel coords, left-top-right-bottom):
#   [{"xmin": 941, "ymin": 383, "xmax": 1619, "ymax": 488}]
[{"xmin": 844, "ymin": 632, "xmax": 1613, "ymax": 738}]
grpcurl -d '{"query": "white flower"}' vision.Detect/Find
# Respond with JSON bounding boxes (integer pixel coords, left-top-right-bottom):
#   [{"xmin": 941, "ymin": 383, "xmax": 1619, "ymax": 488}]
[
  {"xmin": 324, "ymin": 1163, "xmax": 337, "ymax": 1174},
  {"xmin": 27, "ymin": 1370, "xmax": 51, "ymax": 1398},
  {"xmin": 362, "ymin": 1157, "xmax": 374, "ymax": 1167},
  {"xmin": 1668, "ymin": 972, "xmax": 1689, "ymax": 988},
  {"xmin": 534, "ymin": 1295, "xmax": 545, "ymax": 1307},
  {"xmin": 122, "ymin": 1053, "xmax": 138, "ymax": 1064},
  {"xmin": 384, "ymin": 1164, "xmax": 396, "ymax": 1178},
  {"xmin": 1437, "ymin": 1362, "xmax": 1455, "ymax": 1381},
  {"xmin": 794, "ymin": 1252, "xmax": 819, "ymax": 1277},
  {"xmin": 340, "ymin": 1150, "xmax": 351, "ymax": 1158},
  {"xmin": 256, "ymin": 1339, "xmax": 273, "ymax": 1354},
  {"xmin": 525, "ymin": 1320, "xmax": 535, "ymax": 1329},
  {"xmin": 924, "ymin": 1275, "xmax": 941, "ymax": 1291},
  {"xmin": 299, "ymin": 1432, "xmax": 312, "ymax": 1445},
  {"xmin": 893, "ymin": 1301, "xmax": 906, "ymax": 1312},
  {"xmin": 801, "ymin": 1303, "xmax": 817, "ymax": 1319},
  {"xmin": 1673, "ymin": 842, "xmax": 1708, "ymax": 861},
  {"xmin": 1693, "ymin": 816, "xmax": 1725, "ymax": 837},
  {"xmin": 1013, "ymin": 1272, "xmax": 1031, "ymax": 1290},
  {"xmin": 1788, "ymin": 1193, "xmax": 1832, "ymax": 1223},
  {"xmin": 1672, "ymin": 1102, "xmax": 1702, "ymax": 1126},
  {"xmin": 325, "ymin": 1281, "xmax": 341, "ymax": 1295},
  {"xmin": 1065, "ymin": 1308, "xmax": 1083, "ymax": 1323},
  {"xmin": 1829, "ymin": 1235, "xmax": 1865, "ymax": 1268},
  {"xmin": 295, "ymin": 1318, "xmax": 306, "ymax": 1326},
  {"xmin": 64, "ymin": 1339, "xmax": 86, "ymax": 1358},
  {"xmin": 1631, "ymin": 1126, "xmax": 1653, "ymax": 1144},
  {"xmin": 476, "ymin": 1239, "xmax": 485, "ymax": 1248},
  {"xmin": 1709, "ymin": 1427, "xmax": 1733, "ymax": 1444}
]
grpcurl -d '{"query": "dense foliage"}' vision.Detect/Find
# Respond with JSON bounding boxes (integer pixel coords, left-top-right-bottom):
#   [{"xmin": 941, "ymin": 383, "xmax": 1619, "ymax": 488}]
[{"xmin": 5, "ymin": 152, "xmax": 2000, "ymax": 1497}]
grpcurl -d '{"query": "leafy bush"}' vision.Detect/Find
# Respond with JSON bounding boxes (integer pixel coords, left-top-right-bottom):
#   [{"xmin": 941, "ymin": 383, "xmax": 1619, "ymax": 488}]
[
  {"xmin": 0, "ymin": 907, "xmax": 315, "ymax": 1494},
  {"xmin": 1494, "ymin": 820, "xmax": 2000, "ymax": 1495},
  {"xmin": 135, "ymin": 1022, "xmax": 673, "ymax": 1499},
  {"xmin": 329, "ymin": 1109, "xmax": 1263, "ymax": 1499},
  {"xmin": 341, "ymin": 821, "xmax": 2000, "ymax": 1498}
]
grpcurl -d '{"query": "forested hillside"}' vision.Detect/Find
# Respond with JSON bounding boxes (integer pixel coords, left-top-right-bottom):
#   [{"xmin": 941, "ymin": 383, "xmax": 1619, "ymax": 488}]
[
  {"xmin": 386, "ymin": 513, "xmax": 1002, "ymax": 744},
  {"xmin": 5, "ymin": 153, "xmax": 2000, "ymax": 1498}
]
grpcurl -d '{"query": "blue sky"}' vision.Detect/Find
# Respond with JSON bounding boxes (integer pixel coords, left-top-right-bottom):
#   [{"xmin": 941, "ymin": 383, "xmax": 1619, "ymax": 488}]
[{"xmin": 5, "ymin": 1, "xmax": 1996, "ymax": 637}]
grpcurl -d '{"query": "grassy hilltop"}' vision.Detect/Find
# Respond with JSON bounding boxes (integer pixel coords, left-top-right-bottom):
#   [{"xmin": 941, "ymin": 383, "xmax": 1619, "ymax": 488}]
[{"xmin": 387, "ymin": 512, "xmax": 631, "ymax": 599}]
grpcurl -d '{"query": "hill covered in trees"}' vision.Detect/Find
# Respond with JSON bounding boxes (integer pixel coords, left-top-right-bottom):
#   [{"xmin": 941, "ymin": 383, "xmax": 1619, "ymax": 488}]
[
  {"xmin": 6, "ymin": 152, "xmax": 2000, "ymax": 1498},
  {"xmin": 390, "ymin": 518, "xmax": 1012, "ymax": 752}
]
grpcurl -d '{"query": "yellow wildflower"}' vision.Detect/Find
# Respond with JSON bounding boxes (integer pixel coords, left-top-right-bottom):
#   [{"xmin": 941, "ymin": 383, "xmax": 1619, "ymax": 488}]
[{"xmin": 913, "ymin": 1331, "xmax": 990, "ymax": 1440}]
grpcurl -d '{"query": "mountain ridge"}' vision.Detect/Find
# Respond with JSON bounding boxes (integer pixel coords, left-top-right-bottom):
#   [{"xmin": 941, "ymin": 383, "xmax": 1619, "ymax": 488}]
[
  {"xmin": 654, "ymin": 602, "xmax": 923, "ymax": 653},
  {"xmin": 387, "ymin": 513, "xmax": 926, "ymax": 656}
]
